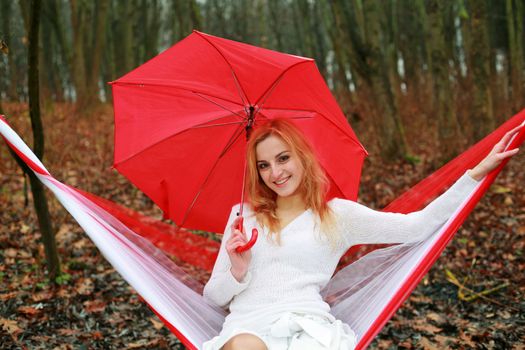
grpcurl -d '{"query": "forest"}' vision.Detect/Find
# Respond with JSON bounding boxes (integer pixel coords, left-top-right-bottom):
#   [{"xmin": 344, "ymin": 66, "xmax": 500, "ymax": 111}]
[{"xmin": 0, "ymin": 0, "xmax": 524, "ymax": 349}]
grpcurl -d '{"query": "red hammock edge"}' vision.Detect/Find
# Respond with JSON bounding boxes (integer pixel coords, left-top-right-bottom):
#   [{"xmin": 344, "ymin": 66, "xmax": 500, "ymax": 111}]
[{"xmin": 356, "ymin": 119, "xmax": 525, "ymax": 349}]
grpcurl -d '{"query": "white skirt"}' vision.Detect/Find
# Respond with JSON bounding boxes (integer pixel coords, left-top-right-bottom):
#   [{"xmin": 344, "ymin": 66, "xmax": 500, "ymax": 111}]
[{"xmin": 203, "ymin": 312, "xmax": 357, "ymax": 350}]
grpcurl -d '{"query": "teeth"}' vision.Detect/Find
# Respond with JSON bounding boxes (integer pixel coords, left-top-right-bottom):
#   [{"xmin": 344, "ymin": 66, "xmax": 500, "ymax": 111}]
[{"xmin": 275, "ymin": 177, "xmax": 289, "ymax": 185}]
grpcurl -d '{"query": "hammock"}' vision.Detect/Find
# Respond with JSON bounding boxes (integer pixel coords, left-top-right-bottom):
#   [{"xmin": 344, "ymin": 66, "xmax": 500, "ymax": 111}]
[{"xmin": 1, "ymin": 111, "xmax": 524, "ymax": 350}]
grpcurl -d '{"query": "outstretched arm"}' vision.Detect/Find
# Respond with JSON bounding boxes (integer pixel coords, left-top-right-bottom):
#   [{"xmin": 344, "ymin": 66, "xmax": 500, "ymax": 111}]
[
  {"xmin": 334, "ymin": 124, "xmax": 522, "ymax": 247},
  {"xmin": 332, "ymin": 171, "xmax": 480, "ymax": 246}
]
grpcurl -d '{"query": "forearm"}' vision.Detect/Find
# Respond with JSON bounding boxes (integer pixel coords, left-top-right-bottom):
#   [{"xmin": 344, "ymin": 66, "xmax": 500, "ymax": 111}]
[{"xmin": 203, "ymin": 269, "xmax": 252, "ymax": 308}]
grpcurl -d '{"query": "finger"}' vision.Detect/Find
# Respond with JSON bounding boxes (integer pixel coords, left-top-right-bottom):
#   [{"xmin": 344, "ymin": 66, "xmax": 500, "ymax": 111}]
[
  {"xmin": 231, "ymin": 227, "xmax": 247, "ymax": 239},
  {"xmin": 233, "ymin": 229, "xmax": 247, "ymax": 239},
  {"xmin": 497, "ymin": 148, "xmax": 520, "ymax": 159},
  {"xmin": 227, "ymin": 233, "xmax": 243, "ymax": 245},
  {"xmin": 227, "ymin": 240, "xmax": 247, "ymax": 254},
  {"xmin": 501, "ymin": 125, "xmax": 525, "ymax": 146},
  {"xmin": 231, "ymin": 217, "xmax": 242, "ymax": 231},
  {"xmin": 227, "ymin": 236, "xmax": 247, "ymax": 248}
]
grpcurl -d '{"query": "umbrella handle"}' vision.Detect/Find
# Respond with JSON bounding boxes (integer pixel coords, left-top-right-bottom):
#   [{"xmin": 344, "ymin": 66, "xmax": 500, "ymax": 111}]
[{"xmin": 234, "ymin": 217, "xmax": 258, "ymax": 253}]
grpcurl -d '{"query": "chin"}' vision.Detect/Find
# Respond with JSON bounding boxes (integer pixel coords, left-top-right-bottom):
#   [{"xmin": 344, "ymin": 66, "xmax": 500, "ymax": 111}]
[{"xmin": 274, "ymin": 186, "xmax": 300, "ymax": 198}]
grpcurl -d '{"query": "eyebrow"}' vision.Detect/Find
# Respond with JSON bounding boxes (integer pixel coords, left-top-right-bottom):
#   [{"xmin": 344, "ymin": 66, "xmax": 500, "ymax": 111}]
[{"xmin": 256, "ymin": 151, "xmax": 289, "ymax": 163}]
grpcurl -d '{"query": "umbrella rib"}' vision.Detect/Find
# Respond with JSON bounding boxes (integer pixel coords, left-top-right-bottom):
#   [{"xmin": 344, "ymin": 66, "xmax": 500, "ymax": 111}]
[
  {"xmin": 254, "ymin": 75, "xmax": 285, "ymax": 117},
  {"xmin": 232, "ymin": 72, "xmax": 249, "ymax": 108},
  {"xmin": 254, "ymin": 60, "xmax": 311, "ymax": 106},
  {"xmin": 259, "ymin": 107, "xmax": 367, "ymax": 154},
  {"xmin": 113, "ymin": 112, "xmax": 245, "ymax": 167},
  {"xmin": 191, "ymin": 121, "xmax": 244, "ymax": 129},
  {"xmin": 113, "ymin": 80, "xmax": 245, "ymax": 109},
  {"xmin": 194, "ymin": 31, "xmax": 251, "ymax": 106},
  {"xmin": 258, "ymin": 106, "xmax": 319, "ymax": 115},
  {"xmin": 180, "ymin": 122, "xmax": 246, "ymax": 228},
  {"xmin": 194, "ymin": 92, "xmax": 245, "ymax": 119}
]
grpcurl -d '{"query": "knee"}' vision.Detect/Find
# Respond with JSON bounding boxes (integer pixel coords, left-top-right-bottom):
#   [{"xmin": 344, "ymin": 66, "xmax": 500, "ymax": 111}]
[{"xmin": 222, "ymin": 333, "xmax": 267, "ymax": 350}]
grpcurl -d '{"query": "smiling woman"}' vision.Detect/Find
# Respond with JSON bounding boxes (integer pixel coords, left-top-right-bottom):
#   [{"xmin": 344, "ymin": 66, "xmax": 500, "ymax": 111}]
[
  {"xmin": 256, "ymin": 142, "xmax": 301, "ymax": 197},
  {"xmin": 247, "ymin": 119, "xmax": 336, "ymax": 244},
  {"xmin": 201, "ymin": 118, "xmax": 522, "ymax": 350}
]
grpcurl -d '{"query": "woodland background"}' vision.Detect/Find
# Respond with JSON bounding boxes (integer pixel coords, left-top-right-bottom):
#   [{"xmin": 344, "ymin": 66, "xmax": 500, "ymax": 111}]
[{"xmin": 0, "ymin": 0, "xmax": 524, "ymax": 349}]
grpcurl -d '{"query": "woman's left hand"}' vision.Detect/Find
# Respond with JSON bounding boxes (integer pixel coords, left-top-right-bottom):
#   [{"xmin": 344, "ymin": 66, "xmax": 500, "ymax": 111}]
[{"xmin": 468, "ymin": 124, "xmax": 523, "ymax": 181}]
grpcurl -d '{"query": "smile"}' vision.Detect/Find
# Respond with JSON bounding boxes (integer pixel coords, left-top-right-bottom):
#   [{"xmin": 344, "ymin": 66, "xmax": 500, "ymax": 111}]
[{"xmin": 274, "ymin": 176, "xmax": 291, "ymax": 186}]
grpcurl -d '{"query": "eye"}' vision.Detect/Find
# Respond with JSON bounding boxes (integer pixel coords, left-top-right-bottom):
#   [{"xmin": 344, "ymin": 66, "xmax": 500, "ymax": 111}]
[
  {"xmin": 278, "ymin": 154, "xmax": 290, "ymax": 162},
  {"xmin": 257, "ymin": 162, "xmax": 268, "ymax": 170}
]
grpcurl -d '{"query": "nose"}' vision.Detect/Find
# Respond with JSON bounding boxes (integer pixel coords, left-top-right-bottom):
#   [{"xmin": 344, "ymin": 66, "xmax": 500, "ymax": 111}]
[{"xmin": 270, "ymin": 164, "xmax": 283, "ymax": 180}]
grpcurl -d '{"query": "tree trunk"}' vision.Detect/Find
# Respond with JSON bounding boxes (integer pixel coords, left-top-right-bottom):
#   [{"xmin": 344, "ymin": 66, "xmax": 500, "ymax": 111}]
[
  {"xmin": 70, "ymin": 0, "xmax": 88, "ymax": 108},
  {"xmin": 326, "ymin": 0, "xmax": 355, "ymax": 104},
  {"xmin": 143, "ymin": 0, "xmax": 160, "ymax": 60},
  {"xmin": 362, "ymin": 1, "xmax": 409, "ymax": 159},
  {"xmin": 83, "ymin": 0, "xmax": 109, "ymax": 107},
  {"xmin": 267, "ymin": 0, "xmax": 284, "ymax": 51},
  {"xmin": 312, "ymin": 1, "xmax": 327, "ymax": 77},
  {"xmin": 47, "ymin": 0, "xmax": 71, "ymax": 101},
  {"xmin": 506, "ymin": 0, "xmax": 524, "ymax": 113},
  {"xmin": 27, "ymin": 0, "xmax": 60, "ymax": 281},
  {"xmin": 425, "ymin": 0, "xmax": 462, "ymax": 162},
  {"xmin": 468, "ymin": 0, "xmax": 494, "ymax": 141},
  {"xmin": 189, "ymin": 0, "xmax": 202, "ymax": 30},
  {"xmin": 3, "ymin": 0, "xmax": 19, "ymax": 100}
]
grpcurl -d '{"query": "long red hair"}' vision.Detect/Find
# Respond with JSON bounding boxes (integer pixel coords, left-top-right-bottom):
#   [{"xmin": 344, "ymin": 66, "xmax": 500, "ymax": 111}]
[{"xmin": 246, "ymin": 118, "xmax": 337, "ymax": 245}]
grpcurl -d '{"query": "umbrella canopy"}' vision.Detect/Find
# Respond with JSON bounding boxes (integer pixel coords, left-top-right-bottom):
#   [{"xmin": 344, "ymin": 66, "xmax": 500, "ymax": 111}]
[{"xmin": 111, "ymin": 30, "xmax": 367, "ymax": 233}]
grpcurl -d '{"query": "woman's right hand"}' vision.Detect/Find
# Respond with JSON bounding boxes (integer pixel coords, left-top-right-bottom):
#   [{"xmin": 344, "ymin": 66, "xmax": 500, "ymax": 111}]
[{"xmin": 226, "ymin": 216, "xmax": 252, "ymax": 282}]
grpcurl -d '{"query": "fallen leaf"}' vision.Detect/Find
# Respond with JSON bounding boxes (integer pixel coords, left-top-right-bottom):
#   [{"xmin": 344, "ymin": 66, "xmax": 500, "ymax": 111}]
[
  {"xmin": 4, "ymin": 248, "xmax": 18, "ymax": 258},
  {"xmin": 75, "ymin": 277, "xmax": 94, "ymax": 295},
  {"xmin": 83, "ymin": 299, "xmax": 106, "ymax": 313},
  {"xmin": 491, "ymin": 185, "xmax": 512, "ymax": 194},
  {"xmin": 425, "ymin": 312, "xmax": 446, "ymax": 325},
  {"xmin": 504, "ymin": 196, "xmax": 514, "ymax": 206},
  {"xmin": 413, "ymin": 321, "xmax": 443, "ymax": 334},
  {"xmin": 419, "ymin": 336, "xmax": 439, "ymax": 350},
  {"xmin": 0, "ymin": 318, "xmax": 22, "ymax": 336},
  {"xmin": 0, "ymin": 291, "xmax": 18, "ymax": 301},
  {"xmin": 149, "ymin": 317, "xmax": 164, "ymax": 330},
  {"xmin": 57, "ymin": 328, "xmax": 80, "ymax": 336},
  {"xmin": 91, "ymin": 331, "xmax": 103, "ymax": 339},
  {"xmin": 32, "ymin": 290, "xmax": 54, "ymax": 302},
  {"xmin": 17, "ymin": 305, "xmax": 41, "ymax": 316}
]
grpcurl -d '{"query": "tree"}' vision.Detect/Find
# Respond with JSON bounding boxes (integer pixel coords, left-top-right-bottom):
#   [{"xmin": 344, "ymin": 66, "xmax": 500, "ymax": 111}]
[
  {"xmin": 69, "ymin": 0, "xmax": 109, "ymax": 110},
  {"xmin": 15, "ymin": 0, "xmax": 61, "ymax": 281},
  {"xmin": 506, "ymin": 0, "xmax": 524, "ymax": 113},
  {"xmin": 425, "ymin": 0, "xmax": 462, "ymax": 161},
  {"xmin": 467, "ymin": 0, "xmax": 495, "ymax": 141}
]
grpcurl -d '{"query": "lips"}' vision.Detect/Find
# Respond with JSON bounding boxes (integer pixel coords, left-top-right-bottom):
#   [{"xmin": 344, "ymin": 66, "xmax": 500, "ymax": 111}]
[{"xmin": 274, "ymin": 176, "xmax": 291, "ymax": 186}]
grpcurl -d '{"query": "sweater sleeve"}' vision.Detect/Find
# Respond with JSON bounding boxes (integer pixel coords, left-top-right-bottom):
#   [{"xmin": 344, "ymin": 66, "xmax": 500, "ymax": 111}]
[
  {"xmin": 332, "ymin": 171, "xmax": 480, "ymax": 247},
  {"xmin": 202, "ymin": 204, "xmax": 252, "ymax": 309}
]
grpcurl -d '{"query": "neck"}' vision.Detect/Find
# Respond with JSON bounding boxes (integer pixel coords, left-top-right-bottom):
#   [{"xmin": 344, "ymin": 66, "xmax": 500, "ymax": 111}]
[{"xmin": 276, "ymin": 192, "xmax": 306, "ymax": 212}]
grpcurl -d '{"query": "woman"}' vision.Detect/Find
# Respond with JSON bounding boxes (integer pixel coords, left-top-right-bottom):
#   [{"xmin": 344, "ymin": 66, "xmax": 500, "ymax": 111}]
[{"xmin": 202, "ymin": 119, "xmax": 522, "ymax": 350}]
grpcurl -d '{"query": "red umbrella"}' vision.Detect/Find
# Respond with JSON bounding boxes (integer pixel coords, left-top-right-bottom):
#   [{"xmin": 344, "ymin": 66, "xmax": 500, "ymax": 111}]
[{"xmin": 111, "ymin": 30, "xmax": 367, "ymax": 234}]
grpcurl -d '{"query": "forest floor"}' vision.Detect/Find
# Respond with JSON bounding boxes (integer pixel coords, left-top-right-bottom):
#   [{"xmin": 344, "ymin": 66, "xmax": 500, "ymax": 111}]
[{"xmin": 0, "ymin": 103, "xmax": 524, "ymax": 349}]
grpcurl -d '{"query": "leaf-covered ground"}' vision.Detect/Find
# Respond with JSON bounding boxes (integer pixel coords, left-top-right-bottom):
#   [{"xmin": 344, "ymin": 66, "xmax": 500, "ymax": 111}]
[{"xmin": 1, "ymin": 103, "xmax": 523, "ymax": 349}]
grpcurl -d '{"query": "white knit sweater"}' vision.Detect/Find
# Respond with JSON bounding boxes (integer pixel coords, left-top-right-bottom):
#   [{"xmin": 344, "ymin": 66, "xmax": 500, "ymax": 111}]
[{"xmin": 203, "ymin": 172, "xmax": 479, "ymax": 335}]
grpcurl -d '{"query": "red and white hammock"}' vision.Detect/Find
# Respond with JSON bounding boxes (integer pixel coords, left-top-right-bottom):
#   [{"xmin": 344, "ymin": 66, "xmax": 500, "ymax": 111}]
[{"xmin": 1, "ymin": 110, "xmax": 524, "ymax": 350}]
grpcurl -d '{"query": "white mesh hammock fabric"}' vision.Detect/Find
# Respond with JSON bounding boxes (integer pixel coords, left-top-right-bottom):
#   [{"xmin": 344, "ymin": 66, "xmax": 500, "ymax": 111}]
[{"xmin": 1, "ymin": 111, "xmax": 524, "ymax": 349}]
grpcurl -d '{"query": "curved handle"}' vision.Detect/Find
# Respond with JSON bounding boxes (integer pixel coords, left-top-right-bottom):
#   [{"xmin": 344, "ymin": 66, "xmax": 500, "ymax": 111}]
[{"xmin": 234, "ymin": 216, "xmax": 258, "ymax": 253}]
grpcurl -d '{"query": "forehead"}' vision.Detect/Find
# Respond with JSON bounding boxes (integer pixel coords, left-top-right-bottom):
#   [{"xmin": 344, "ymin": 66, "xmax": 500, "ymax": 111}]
[{"xmin": 255, "ymin": 135, "xmax": 289, "ymax": 160}]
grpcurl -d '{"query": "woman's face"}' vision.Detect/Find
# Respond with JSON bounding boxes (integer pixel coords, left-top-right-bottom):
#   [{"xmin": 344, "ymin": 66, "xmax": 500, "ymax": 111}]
[{"xmin": 255, "ymin": 134, "xmax": 304, "ymax": 198}]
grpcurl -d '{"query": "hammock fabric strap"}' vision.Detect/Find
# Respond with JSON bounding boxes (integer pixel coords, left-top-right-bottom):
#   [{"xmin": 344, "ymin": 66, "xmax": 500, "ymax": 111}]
[
  {"xmin": 1, "ymin": 110, "xmax": 524, "ymax": 350},
  {"xmin": 357, "ymin": 112, "xmax": 525, "ymax": 349}
]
